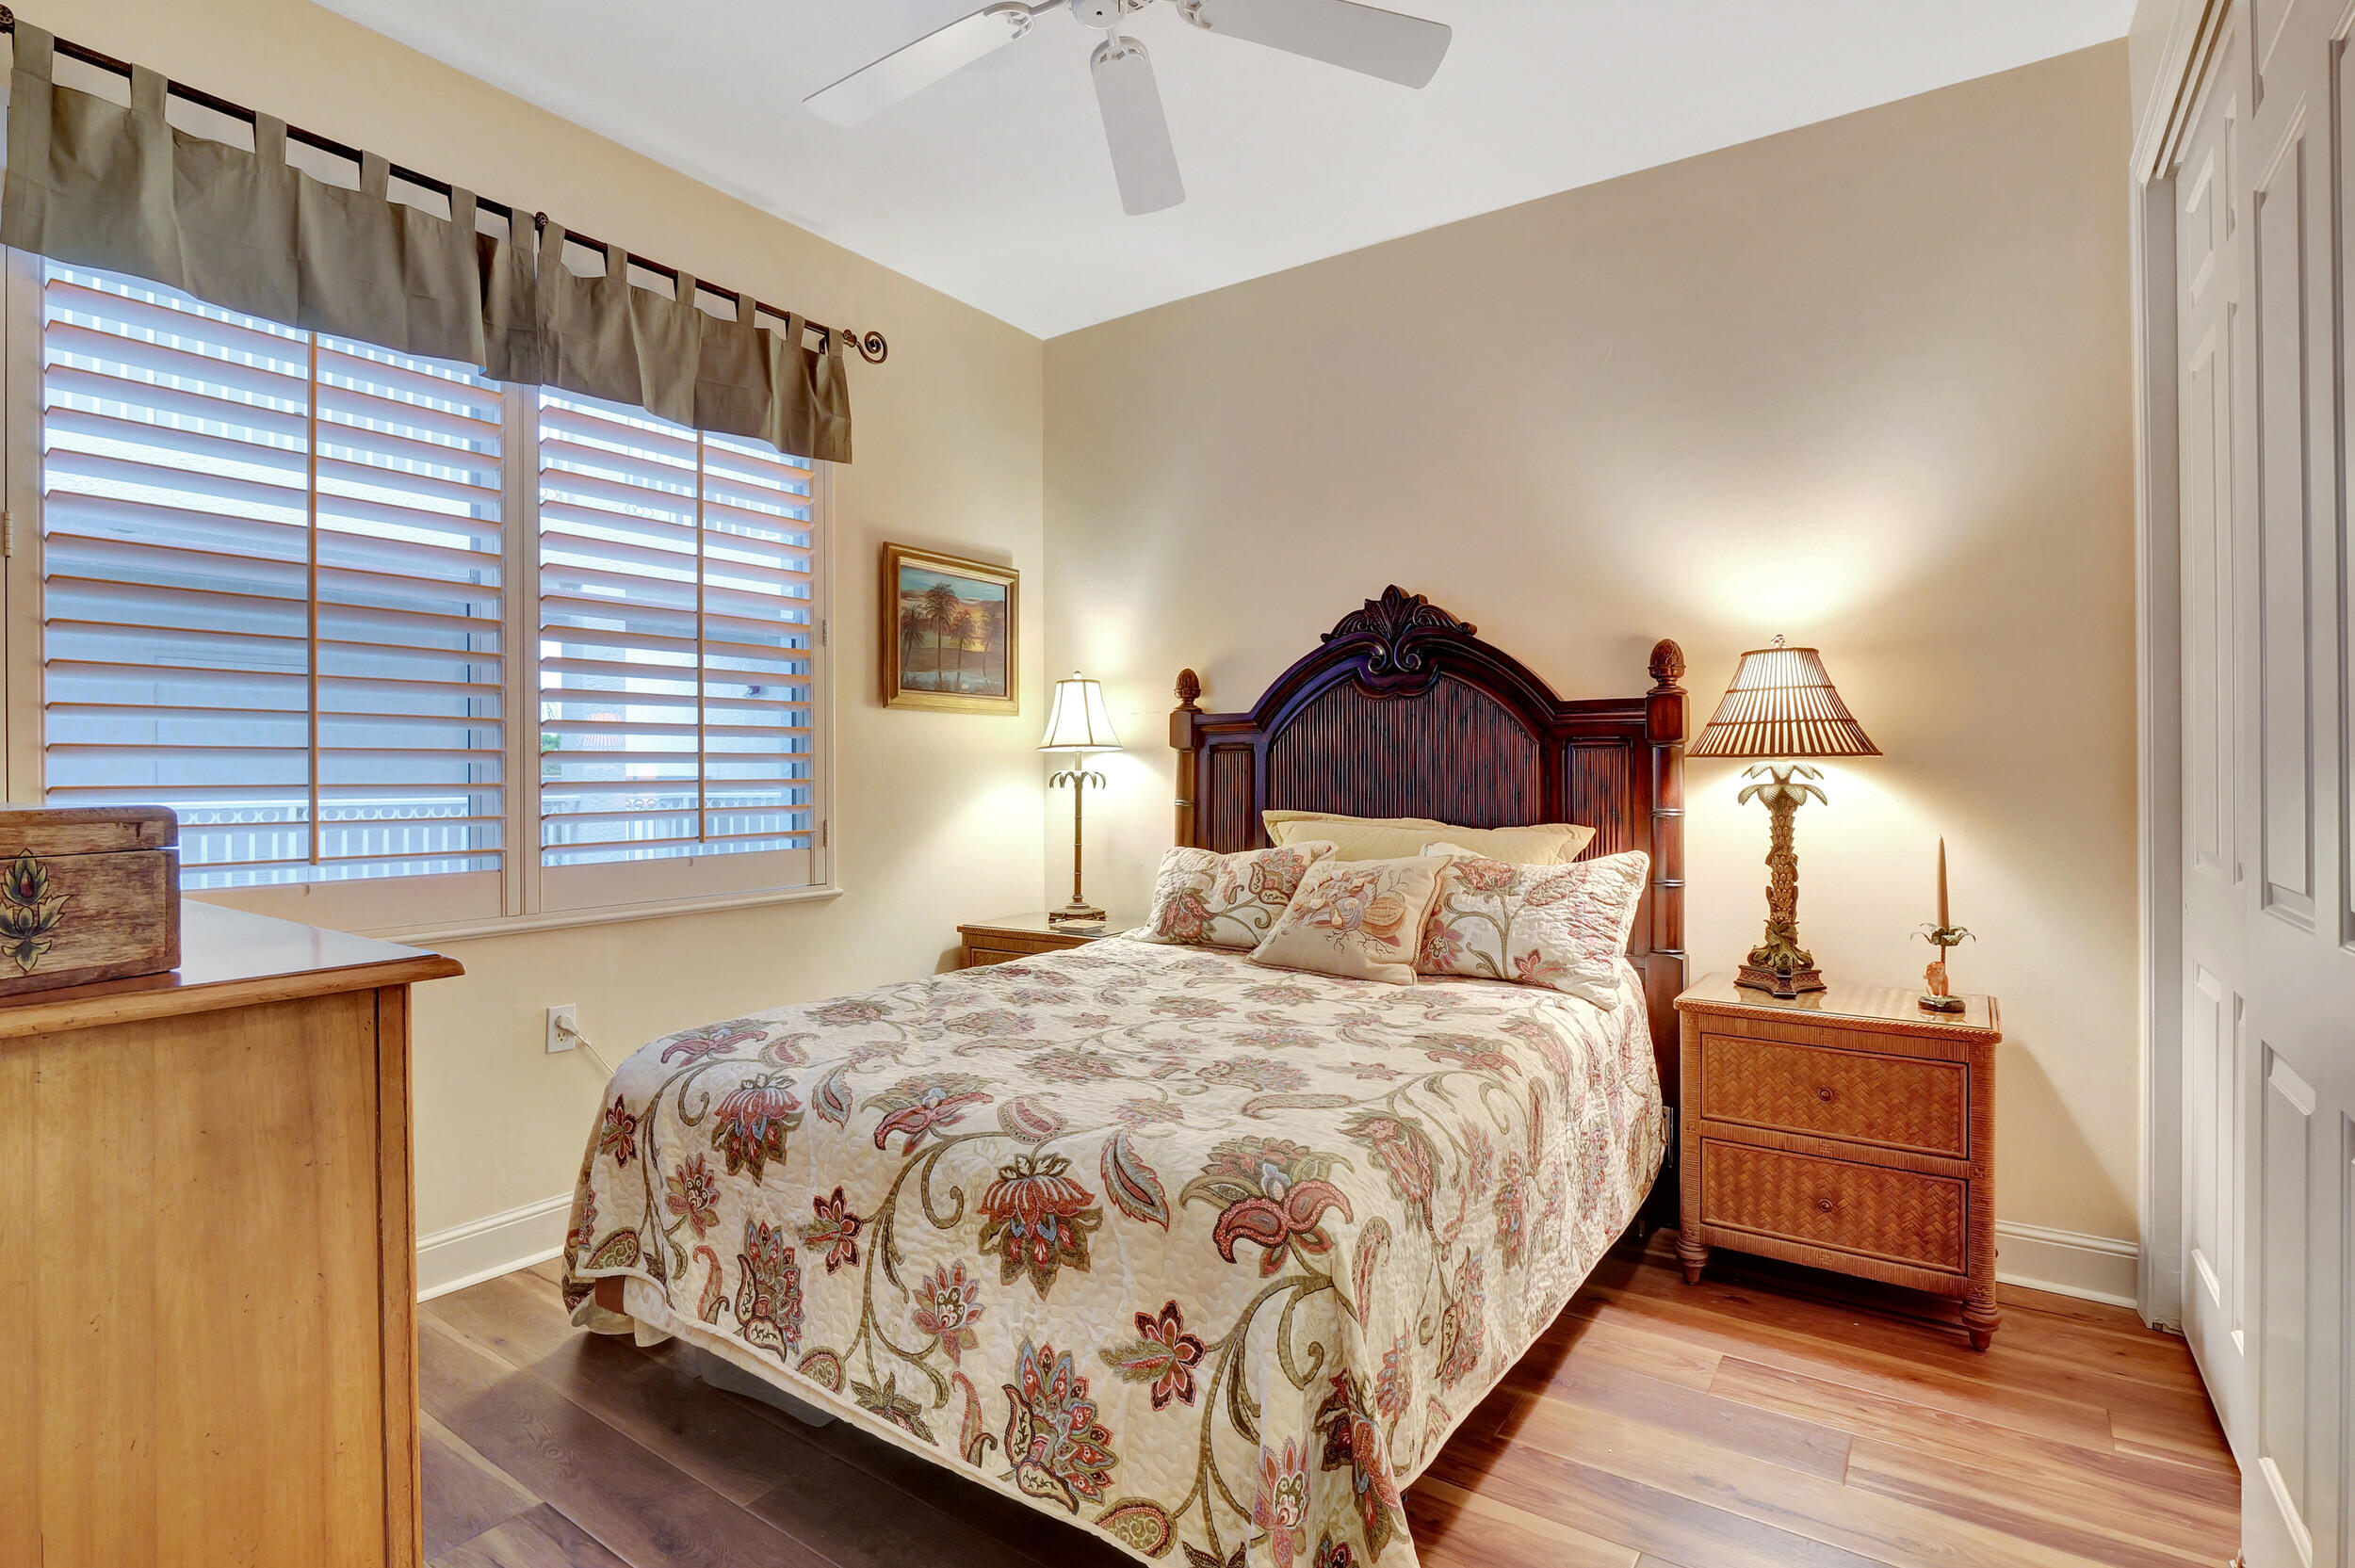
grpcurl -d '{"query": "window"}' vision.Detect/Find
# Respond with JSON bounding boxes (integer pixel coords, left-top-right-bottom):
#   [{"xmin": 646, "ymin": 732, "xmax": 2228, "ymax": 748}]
[
  {"xmin": 16, "ymin": 259, "xmax": 831, "ymax": 935},
  {"xmin": 535, "ymin": 391, "xmax": 820, "ymax": 909}
]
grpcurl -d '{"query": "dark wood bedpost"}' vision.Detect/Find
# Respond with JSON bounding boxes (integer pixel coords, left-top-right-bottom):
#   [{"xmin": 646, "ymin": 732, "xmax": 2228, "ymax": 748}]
[
  {"xmin": 1646, "ymin": 639, "xmax": 1687, "ymax": 1106},
  {"xmin": 1171, "ymin": 669, "xmax": 1202, "ymax": 849}
]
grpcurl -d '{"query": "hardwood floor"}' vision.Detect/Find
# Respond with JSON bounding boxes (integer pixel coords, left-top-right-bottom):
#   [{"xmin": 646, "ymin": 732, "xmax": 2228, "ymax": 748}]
[{"xmin": 418, "ymin": 1233, "xmax": 2240, "ymax": 1568}]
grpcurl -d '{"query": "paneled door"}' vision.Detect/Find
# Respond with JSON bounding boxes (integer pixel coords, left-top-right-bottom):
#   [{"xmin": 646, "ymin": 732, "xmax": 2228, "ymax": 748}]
[
  {"xmin": 2172, "ymin": 8, "xmax": 2253, "ymax": 1449},
  {"xmin": 2168, "ymin": 3, "xmax": 2352, "ymax": 1563}
]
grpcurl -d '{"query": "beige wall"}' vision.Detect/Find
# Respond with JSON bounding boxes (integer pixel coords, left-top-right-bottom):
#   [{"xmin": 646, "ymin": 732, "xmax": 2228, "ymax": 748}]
[
  {"xmin": 49, "ymin": 0, "xmax": 1048, "ymax": 1249},
  {"xmin": 1044, "ymin": 44, "xmax": 2141, "ymax": 1245}
]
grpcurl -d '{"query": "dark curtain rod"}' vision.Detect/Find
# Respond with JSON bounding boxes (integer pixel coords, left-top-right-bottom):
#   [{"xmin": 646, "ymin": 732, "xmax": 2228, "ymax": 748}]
[{"xmin": 0, "ymin": 7, "xmax": 888, "ymax": 364}]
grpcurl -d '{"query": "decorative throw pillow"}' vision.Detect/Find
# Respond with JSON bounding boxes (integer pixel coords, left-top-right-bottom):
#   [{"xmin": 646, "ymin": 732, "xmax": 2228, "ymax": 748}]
[
  {"xmin": 1139, "ymin": 842, "xmax": 1339, "ymax": 949},
  {"xmin": 1416, "ymin": 844, "xmax": 1650, "ymax": 1007},
  {"xmin": 1247, "ymin": 853, "xmax": 1455, "ymax": 985},
  {"xmin": 1263, "ymin": 809, "xmax": 1595, "ymax": 865}
]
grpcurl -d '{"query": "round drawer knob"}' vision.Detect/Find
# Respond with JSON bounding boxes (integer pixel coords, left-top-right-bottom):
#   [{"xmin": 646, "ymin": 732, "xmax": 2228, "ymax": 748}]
[
  {"xmin": 1815, "ymin": 1086, "xmax": 1835, "ymax": 1103},
  {"xmin": 1816, "ymin": 1196, "xmax": 1837, "ymax": 1213}
]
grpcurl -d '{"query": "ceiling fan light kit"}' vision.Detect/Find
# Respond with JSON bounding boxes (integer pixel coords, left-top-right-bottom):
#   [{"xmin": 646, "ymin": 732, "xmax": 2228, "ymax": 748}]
[{"xmin": 806, "ymin": 0, "xmax": 1453, "ymax": 215}]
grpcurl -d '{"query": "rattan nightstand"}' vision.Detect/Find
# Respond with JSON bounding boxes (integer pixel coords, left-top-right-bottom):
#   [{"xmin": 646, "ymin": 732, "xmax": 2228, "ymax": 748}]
[
  {"xmin": 1674, "ymin": 972, "xmax": 2003, "ymax": 1349},
  {"xmin": 957, "ymin": 913, "xmax": 1119, "ymax": 970}
]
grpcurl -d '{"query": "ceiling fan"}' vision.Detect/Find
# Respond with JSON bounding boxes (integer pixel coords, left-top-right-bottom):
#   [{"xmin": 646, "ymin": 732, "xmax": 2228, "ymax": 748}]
[{"xmin": 804, "ymin": 0, "xmax": 1453, "ymax": 216}]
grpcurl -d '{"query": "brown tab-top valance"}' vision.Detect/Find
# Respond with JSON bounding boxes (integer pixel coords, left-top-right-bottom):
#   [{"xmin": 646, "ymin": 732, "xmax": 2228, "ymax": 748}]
[{"xmin": 0, "ymin": 19, "xmax": 854, "ymax": 462}]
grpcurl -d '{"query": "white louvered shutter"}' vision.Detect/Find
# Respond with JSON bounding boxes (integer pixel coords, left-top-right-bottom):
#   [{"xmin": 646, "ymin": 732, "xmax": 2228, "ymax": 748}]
[
  {"xmin": 535, "ymin": 389, "xmax": 819, "ymax": 907},
  {"xmin": 39, "ymin": 263, "xmax": 506, "ymax": 908}
]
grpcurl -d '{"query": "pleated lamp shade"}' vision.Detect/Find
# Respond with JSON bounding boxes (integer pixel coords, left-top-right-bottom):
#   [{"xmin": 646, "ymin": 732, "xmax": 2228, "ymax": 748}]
[{"xmin": 1689, "ymin": 642, "xmax": 1879, "ymax": 759}]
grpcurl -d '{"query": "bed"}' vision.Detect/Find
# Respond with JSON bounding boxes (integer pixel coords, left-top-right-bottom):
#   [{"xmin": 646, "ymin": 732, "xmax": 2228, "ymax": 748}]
[{"xmin": 563, "ymin": 588, "xmax": 1689, "ymax": 1568}]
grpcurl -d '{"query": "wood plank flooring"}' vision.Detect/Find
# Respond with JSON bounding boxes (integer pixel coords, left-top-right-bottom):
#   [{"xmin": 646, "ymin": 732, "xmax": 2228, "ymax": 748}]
[{"xmin": 419, "ymin": 1233, "xmax": 2240, "ymax": 1568}]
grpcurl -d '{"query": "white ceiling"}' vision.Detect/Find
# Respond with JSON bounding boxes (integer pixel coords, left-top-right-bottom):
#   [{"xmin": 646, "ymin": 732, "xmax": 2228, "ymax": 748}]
[{"xmin": 316, "ymin": 0, "xmax": 2136, "ymax": 339}]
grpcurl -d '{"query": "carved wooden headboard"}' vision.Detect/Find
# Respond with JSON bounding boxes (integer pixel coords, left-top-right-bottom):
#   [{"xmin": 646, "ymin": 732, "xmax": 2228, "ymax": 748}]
[{"xmin": 1169, "ymin": 587, "xmax": 1688, "ymax": 1106}]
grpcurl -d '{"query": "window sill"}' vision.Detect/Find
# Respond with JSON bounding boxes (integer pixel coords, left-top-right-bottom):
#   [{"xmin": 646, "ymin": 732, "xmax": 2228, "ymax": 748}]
[{"xmin": 190, "ymin": 881, "xmax": 845, "ymax": 947}]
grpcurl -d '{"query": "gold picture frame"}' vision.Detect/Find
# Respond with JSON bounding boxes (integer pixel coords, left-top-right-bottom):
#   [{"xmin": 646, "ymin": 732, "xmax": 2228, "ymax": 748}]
[{"xmin": 882, "ymin": 544, "xmax": 1019, "ymax": 713}]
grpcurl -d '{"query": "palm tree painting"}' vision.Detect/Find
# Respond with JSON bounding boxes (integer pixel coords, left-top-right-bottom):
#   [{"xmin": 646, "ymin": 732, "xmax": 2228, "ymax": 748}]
[{"xmin": 884, "ymin": 545, "xmax": 1017, "ymax": 712}]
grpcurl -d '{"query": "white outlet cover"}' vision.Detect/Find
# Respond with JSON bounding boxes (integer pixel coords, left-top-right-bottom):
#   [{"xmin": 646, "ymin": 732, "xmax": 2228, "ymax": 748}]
[{"xmin": 546, "ymin": 1003, "xmax": 579, "ymax": 1053}]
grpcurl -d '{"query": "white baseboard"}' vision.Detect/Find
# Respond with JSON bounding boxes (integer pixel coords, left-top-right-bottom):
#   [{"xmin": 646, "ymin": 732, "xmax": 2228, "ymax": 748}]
[
  {"xmin": 416, "ymin": 1192, "xmax": 573, "ymax": 1302},
  {"xmin": 1993, "ymin": 1220, "xmax": 2140, "ymax": 1307}
]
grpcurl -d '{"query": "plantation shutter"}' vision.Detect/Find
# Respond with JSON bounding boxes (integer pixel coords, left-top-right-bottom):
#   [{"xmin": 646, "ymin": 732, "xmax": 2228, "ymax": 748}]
[
  {"xmin": 535, "ymin": 387, "xmax": 819, "ymax": 907},
  {"xmin": 38, "ymin": 262, "xmax": 507, "ymax": 895}
]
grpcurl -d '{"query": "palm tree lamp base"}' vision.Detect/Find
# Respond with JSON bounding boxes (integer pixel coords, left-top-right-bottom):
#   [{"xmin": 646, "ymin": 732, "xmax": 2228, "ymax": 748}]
[
  {"xmin": 1047, "ymin": 761, "xmax": 1110, "ymax": 933},
  {"xmin": 1739, "ymin": 956, "xmax": 1826, "ymax": 999},
  {"xmin": 1731, "ymin": 764, "xmax": 1831, "ymax": 1000}
]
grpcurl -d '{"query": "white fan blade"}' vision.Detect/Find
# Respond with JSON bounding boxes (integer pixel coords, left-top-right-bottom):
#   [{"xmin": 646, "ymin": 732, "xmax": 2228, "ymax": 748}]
[
  {"xmin": 1092, "ymin": 37, "xmax": 1185, "ymax": 216},
  {"xmin": 806, "ymin": 4, "xmax": 1038, "ymax": 126},
  {"xmin": 1179, "ymin": 0, "xmax": 1451, "ymax": 88}
]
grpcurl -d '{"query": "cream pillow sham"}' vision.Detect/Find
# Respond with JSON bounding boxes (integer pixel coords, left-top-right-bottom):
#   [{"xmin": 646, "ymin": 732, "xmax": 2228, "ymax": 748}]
[
  {"xmin": 1263, "ymin": 809, "xmax": 1595, "ymax": 865},
  {"xmin": 1247, "ymin": 853, "xmax": 1455, "ymax": 985},
  {"xmin": 1416, "ymin": 843, "xmax": 1650, "ymax": 1007},
  {"xmin": 1138, "ymin": 841, "xmax": 1339, "ymax": 949}
]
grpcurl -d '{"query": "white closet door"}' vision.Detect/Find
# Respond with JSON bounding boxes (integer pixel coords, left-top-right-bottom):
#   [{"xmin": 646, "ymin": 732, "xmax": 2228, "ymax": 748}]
[
  {"xmin": 2173, "ymin": 5, "xmax": 2254, "ymax": 1452},
  {"xmin": 2171, "ymin": 3, "xmax": 2352, "ymax": 1562}
]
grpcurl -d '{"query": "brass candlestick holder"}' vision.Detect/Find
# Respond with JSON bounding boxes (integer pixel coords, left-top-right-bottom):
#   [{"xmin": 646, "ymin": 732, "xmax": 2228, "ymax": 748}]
[{"xmin": 1918, "ymin": 923, "xmax": 1973, "ymax": 1013}]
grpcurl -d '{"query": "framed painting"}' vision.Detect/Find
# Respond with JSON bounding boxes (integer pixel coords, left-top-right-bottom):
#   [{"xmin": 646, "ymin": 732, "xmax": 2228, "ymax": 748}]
[{"xmin": 882, "ymin": 544, "xmax": 1019, "ymax": 713}]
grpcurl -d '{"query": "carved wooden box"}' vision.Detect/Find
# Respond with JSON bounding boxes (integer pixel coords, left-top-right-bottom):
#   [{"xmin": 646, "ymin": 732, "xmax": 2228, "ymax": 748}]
[{"xmin": 0, "ymin": 805, "xmax": 180, "ymax": 996}]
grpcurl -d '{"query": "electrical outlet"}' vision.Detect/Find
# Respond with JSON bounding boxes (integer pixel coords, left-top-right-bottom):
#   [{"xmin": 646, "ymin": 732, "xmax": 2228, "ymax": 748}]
[{"xmin": 546, "ymin": 1003, "xmax": 580, "ymax": 1054}]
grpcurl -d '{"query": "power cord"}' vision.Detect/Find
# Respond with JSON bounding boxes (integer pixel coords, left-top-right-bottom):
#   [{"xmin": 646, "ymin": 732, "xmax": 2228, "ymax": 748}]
[{"xmin": 552, "ymin": 1012, "xmax": 619, "ymax": 1079}]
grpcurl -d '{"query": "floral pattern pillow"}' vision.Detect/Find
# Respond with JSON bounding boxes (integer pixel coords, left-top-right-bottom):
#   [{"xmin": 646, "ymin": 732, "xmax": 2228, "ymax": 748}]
[
  {"xmin": 1139, "ymin": 841, "xmax": 1338, "ymax": 949},
  {"xmin": 1416, "ymin": 845, "xmax": 1650, "ymax": 1006},
  {"xmin": 1248, "ymin": 853, "xmax": 1454, "ymax": 985}
]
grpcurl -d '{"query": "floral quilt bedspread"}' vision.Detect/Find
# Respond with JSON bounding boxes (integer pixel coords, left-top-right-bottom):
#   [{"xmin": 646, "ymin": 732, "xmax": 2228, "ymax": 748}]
[{"xmin": 563, "ymin": 936, "xmax": 1665, "ymax": 1568}]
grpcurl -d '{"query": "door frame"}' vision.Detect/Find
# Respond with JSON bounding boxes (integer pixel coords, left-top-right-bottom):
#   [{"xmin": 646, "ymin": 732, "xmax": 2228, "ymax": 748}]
[{"xmin": 2130, "ymin": 0, "xmax": 2233, "ymax": 1334}]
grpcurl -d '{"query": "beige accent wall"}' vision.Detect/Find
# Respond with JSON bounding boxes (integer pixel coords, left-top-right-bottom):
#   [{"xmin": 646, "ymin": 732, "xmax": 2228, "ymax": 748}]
[
  {"xmin": 1044, "ymin": 44, "xmax": 2140, "ymax": 1243},
  {"xmin": 49, "ymin": 0, "xmax": 1048, "ymax": 1246}
]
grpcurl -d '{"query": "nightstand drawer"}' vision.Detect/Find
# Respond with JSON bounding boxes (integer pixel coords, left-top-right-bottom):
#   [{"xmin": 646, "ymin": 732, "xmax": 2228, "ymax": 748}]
[
  {"xmin": 1699, "ymin": 1032, "xmax": 1968, "ymax": 1157},
  {"xmin": 963, "ymin": 944, "xmax": 1036, "ymax": 968},
  {"xmin": 1699, "ymin": 1140, "xmax": 1967, "ymax": 1274}
]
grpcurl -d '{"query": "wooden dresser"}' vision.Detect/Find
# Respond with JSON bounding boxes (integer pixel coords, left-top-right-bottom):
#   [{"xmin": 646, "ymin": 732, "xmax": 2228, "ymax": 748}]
[
  {"xmin": 0, "ymin": 901, "xmax": 462, "ymax": 1567},
  {"xmin": 957, "ymin": 912, "xmax": 1119, "ymax": 968},
  {"xmin": 1673, "ymin": 971, "xmax": 2002, "ymax": 1348}
]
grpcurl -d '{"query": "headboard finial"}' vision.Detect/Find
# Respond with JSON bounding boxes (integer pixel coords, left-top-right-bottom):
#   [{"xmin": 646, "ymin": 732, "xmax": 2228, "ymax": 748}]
[
  {"xmin": 1321, "ymin": 587, "xmax": 1475, "ymax": 681},
  {"xmin": 1175, "ymin": 669, "xmax": 1201, "ymax": 708},
  {"xmin": 1648, "ymin": 639, "xmax": 1687, "ymax": 692}
]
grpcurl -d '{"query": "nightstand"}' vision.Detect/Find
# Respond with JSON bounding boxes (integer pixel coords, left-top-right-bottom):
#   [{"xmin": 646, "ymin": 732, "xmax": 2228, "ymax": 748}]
[
  {"xmin": 957, "ymin": 913, "xmax": 1120, "ymax": 970},
  {"xmin": 1674, "ymin": 971, "xmax": 2003, "ymax": 1349}
]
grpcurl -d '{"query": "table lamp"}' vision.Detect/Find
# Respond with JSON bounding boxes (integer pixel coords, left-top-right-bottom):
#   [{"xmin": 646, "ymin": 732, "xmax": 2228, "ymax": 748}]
[
  {"xmin": 1689, "ymin": 637, "xmax": 1879, "ymax": 997},
  {"xmin": 1040, "ymin": 671, "xmax": 1121, "ymax": 928}
]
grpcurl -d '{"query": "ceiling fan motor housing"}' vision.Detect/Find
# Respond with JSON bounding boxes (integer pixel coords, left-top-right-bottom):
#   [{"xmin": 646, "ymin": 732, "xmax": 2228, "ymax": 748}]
[{"xmin": 1069, "ymin": 0, "xmax": 1149, "ymax": 26}]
